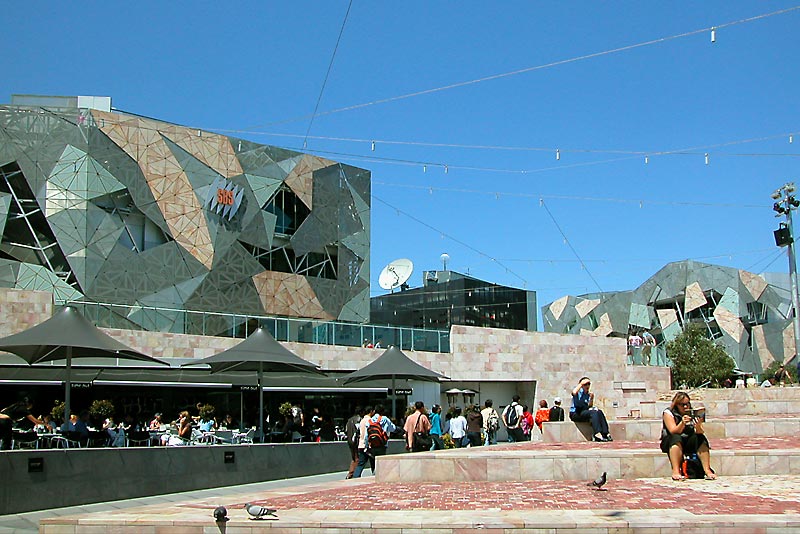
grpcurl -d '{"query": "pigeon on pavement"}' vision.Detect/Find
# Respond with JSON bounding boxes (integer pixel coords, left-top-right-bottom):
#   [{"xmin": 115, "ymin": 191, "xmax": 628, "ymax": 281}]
[
  {"xmin": 213, "ymin": 506, "xmax": 228, "ymax": 522},
  {"xmin": 587, "ymin": 471, "xmax": 607, "ymax": 490},
  {"xmin": 244, "ymin": 502, "xmax": 278, "ymax": 519}
]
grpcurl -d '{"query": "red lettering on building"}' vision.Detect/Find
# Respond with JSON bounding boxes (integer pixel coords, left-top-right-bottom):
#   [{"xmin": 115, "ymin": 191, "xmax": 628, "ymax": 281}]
[{"xmin": 216, "ymin": 189, "xmax": 234, "ymax": 206}]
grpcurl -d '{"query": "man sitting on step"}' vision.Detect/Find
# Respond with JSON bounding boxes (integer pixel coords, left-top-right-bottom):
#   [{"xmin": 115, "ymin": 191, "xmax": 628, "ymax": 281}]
[{"xmin": 569, "ymin": 377, "xmax": 612, "ymax": 442}]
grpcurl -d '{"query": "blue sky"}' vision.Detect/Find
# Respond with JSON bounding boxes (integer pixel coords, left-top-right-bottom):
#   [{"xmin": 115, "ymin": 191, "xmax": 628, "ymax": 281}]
[{"xmin": 2, "ymin": 2, "xmax": 799, "ymax": 322}]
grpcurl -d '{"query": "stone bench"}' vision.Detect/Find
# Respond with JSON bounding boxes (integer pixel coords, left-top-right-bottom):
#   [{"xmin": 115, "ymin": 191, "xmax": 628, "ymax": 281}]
[
  {"xmin": 542, "ymin": 417, "xmax": 800, "ymax": 442},
  {"xmin": 374, "ymin": 440, "xmax": 800, "ymax": 483},
  {"xmin": 540, "ymin": 420, "xmax": 595, "ymax": 442}
]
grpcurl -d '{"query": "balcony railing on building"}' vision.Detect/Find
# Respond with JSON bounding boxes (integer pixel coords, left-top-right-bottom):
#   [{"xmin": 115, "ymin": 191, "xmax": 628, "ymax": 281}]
[{"xmin": 59, "ymin": 300, "xmax": 450, "ymax": 353}]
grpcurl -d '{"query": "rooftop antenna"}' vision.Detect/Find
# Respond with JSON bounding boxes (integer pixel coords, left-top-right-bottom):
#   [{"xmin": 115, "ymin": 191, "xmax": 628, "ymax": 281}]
[
  {"xmin": 378, "ymin": 258, "xmax": 414, "ymax": 293},
  {"xmin": 440, "ymin": 253, "xmax": 450, "ymax": 271}
]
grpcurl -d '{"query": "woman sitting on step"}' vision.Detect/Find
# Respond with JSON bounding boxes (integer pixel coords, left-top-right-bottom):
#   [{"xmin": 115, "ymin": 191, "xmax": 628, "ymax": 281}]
[{"xmin": 660, "ymin": 391, "xmax": 716, "ymax": 481}]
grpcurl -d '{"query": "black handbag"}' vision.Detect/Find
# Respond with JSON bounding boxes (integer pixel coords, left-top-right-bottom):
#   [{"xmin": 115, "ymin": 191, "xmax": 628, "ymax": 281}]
[{"xmin": 412, "ymin": 414, "xmax": 432, "ymax": 452}]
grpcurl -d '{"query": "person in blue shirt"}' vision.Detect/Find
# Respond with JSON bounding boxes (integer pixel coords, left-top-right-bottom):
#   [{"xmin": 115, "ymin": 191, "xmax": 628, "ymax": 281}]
[
  {"xmin": 428, "ymin": 404, "xmax": 444, "ymax": 450},
  {"xmin": 569, "ymin": 377, "xmax": 612, "ymax": 442}
]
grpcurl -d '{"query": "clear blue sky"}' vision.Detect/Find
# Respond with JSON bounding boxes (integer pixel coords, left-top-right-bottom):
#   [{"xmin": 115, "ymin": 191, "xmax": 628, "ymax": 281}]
[{"xmin": 2, "ymin": 2, "xmax": 799, "ymax": 324}]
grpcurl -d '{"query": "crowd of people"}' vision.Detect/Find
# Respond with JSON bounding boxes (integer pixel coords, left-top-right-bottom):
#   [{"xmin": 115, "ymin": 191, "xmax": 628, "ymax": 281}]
[{"xmin": 0, "ymin": 377, "xmax": 730, "ymax": 484}]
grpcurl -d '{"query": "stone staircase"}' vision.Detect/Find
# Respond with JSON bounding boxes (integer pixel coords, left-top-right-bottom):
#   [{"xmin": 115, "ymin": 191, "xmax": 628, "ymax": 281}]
[
  {"xmin": 376, "ymin": 386, "xmax": 800, "ymax": 484},
  {"xmin": 543, "ymin": 385, "xmax": 800, "ymax": 442}
]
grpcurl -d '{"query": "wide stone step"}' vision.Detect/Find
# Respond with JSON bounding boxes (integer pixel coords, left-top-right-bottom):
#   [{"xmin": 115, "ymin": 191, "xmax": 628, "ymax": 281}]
[
  {"xmin": 375, "ymin": 437, "xmax": 800, "ymax": 483},
  {"xmin": 542, "ymin": 416, "xmax": 800, "ymax": 442},
  {"xmin": 665, "ymin": 386, "xmax": 800, "ymax": 402},
  {"xmin": 654, "ymin": 398, "xmax": 800, "ymax": 417}
]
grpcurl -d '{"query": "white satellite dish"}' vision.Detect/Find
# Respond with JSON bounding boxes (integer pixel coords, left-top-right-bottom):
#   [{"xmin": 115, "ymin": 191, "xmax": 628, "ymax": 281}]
[{"xmin": 378, "ymin": 258, "xmax": 414, "ymax": 291}]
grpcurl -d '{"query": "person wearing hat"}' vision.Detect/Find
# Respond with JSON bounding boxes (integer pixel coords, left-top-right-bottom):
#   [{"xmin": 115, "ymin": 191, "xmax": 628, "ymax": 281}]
[
  {"xmin": 570, "ymin": 377, "xmax": 612, "ymax": 442},
  {"xmin": 549, "ymin": 397, "xmax": 565, "ymax": 422}
]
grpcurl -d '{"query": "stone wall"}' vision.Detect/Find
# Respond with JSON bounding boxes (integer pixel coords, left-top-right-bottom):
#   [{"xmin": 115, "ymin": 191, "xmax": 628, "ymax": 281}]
[
  {"xmin": 0, "ymin": 288, "xmax": 670, "ymax": 418},
  {"xmin": 0, "ymin": 440, "xmax": 405, "ymax": 514}
]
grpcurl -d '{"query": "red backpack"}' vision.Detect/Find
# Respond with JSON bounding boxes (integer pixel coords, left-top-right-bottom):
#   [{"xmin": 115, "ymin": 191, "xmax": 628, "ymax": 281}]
[{"xmin": 366, "ymin": 416, "xmax": 388, "ymax": 449}]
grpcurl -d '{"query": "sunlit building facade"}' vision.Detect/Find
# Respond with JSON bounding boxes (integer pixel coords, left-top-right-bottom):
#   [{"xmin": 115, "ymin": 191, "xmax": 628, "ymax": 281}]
[
  {"xmin": 0, "ymin": 95, "xmax": 371, "ymax": 334},
  {"xmin": 541, "ymin": 260, "xmax": 794, "ymax": 374}
]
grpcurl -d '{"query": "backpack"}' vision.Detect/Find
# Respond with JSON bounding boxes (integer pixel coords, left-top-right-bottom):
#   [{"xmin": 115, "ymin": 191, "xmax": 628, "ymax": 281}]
[
  {"xmin": 345, "ymin": 415, "xmax": 360, "ymax": 446},
  {"xmin": 366, "ymin": 416, "xmax": 388, "ymax": 449},
  {"xmin": 681, "ymin": 454, "xmax": 705, "ymax": 479},
  {"xmin": 505, "ymin": 404, "xmax": 519, "ymax": 427},
  {"xmin": 486, "ymin": 410, "xmax": 500, "ymax": 432}
]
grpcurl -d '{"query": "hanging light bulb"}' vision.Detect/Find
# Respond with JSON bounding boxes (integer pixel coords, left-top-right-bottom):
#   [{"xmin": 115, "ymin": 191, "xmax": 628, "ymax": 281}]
[
  {"xmin": 444, "ymin": 165, "xmax": 448, "ymax": 174},
  {"xmin": 429, "ymin": 187, "xmax": 433, "ymax": 195},
  {"xmin": 704, "ymin": 153, "xmax": 710, "ymax": 165},
  {"xmin": 423, "ymin": 164, "xmax": 427, "ymax": 173},
  {"xmin": 237, "ymin": 141, "xmax": 242, "ymax": 151},
  {"xmin": 790, "ymin": 135, "xmax": 794, "ymax": 144},
  {"xmin": 371, "ymin": 141, "xmax": 375, "ymax": 151},
  {"xmin": 710, "ymin": 27, "xmax": 716, "ymax": 43},
  {"xmin": 556, "ymin": 149, "xmax": 561, "ymax": 161},
  {"xmin": 539, "ymin": 198, "xmax": 543, "ymax": 207},
  {"xmin": 644, "ymin": 155, "xmax": 649, "ymax": 164}
]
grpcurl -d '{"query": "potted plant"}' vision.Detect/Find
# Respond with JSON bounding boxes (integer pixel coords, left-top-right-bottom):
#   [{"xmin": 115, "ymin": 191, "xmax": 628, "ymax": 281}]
[
  {"xmin": 279, "ymin": 402, "xmax": 293, "ymax": 418},
  {"xmin": 89, "ymin": 399, "xmax": 115, "ymax": 426},
  {"xmin": 51, "ymin": 400, "xmax": 65, "ymax": 425}
]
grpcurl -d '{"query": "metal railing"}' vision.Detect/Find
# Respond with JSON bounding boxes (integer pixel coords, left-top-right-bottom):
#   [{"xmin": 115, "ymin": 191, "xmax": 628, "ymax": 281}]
[
  {"xmin": 627, "ymin": 344, "xmax": 669, "ymax": 366},
  {"xmin": 59, "ymin": 300, "xmax": 450, "ymax": 353}
]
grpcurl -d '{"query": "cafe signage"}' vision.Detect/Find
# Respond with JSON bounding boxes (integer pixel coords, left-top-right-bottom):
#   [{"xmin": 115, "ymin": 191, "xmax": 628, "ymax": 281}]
[{"xmin": 390, "ymin": 388, "xmax": 413, "ymax": 396}]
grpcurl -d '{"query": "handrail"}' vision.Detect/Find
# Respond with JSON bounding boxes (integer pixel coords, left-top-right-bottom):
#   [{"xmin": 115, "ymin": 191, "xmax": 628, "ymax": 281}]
[{"xmin": 56, "ymin": 300, "xmax": 450, "ymax": 353}]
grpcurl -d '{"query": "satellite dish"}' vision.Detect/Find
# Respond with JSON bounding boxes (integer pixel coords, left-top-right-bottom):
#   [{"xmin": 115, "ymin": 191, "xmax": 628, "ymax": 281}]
[{"xmin": 379, "ymin": 258, "xmax": 414, "ymax": 291}]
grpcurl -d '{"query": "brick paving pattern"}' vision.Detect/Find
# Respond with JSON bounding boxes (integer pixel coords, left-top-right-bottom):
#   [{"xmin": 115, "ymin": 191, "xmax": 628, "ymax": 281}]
[{"xmin": 236, "ymin": 477, "xmax": 800, "ymax": 515}]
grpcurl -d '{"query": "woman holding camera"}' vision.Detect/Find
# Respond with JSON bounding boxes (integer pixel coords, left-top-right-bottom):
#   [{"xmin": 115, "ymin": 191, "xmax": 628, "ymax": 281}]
[{"xmin": 660, "ymin": 392, "xmax": 716, "ymax": 480}]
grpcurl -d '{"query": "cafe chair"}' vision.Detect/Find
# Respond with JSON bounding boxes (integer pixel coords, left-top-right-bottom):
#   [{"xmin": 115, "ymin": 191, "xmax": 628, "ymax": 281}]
[
  {"xmin": 126, "ymin": 430, "xmax": 152, "ymax": 447},
  {"xmin": 51, "ymin": 431, "xmax": 85, "ymax": 449},
  {"xmin": 88, "ymin": 430, "xmax": 109, "ymax": 448},
  {"xmin": 13, "ymin": 431, "xmax": 40, "ymax": 449},
  {"xmin": 234, "ymin": 428, "xmax": 255, "ymax": 444}
]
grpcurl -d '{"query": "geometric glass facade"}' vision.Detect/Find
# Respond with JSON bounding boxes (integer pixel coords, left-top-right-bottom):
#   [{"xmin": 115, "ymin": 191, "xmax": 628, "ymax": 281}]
[
  {"xmin": 0, "ymin": 95, "xmax": 370, "ymax": 334},
  {"xmin": 542, "ymin": 260, "xmax": 795, "ymax": 374}
]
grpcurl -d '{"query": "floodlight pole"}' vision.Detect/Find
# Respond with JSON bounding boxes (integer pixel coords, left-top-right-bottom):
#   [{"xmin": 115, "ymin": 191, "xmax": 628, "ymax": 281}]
[{"xmin": 772, "ymin": 183, "xmax": 800, "ymax": 365}]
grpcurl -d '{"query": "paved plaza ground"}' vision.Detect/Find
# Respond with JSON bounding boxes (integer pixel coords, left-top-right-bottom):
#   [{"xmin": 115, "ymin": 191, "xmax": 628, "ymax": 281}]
[
  {"xmin": 27, "ymin": 473, "xmax": 800, "ymax": 533},
  {"xmin": 10, "ymin": 436, "xmax": 800, "ymax": 533}
]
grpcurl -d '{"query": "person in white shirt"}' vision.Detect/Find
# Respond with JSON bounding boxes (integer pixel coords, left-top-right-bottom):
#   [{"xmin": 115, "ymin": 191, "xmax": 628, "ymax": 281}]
[
  {"xmin": 448, "ymin": 407, "xmax": 467, "ymax": 447},
  {"xmin": 352, "ymin": 406, "xmax": 376, "ymax": 478},
  {"xmin": 480, "ymin": 399, "xmax": 500, "ymax": 446}
]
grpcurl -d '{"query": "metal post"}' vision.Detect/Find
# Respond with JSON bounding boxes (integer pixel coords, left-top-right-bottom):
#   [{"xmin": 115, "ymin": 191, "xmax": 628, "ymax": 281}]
[
  {"xmin": 773, "ymin": 183, "xmax": 800, "ymax": 364},
  {"xmin": 786, "ymin": 208, "xmax": 800, "ymax": 362}
]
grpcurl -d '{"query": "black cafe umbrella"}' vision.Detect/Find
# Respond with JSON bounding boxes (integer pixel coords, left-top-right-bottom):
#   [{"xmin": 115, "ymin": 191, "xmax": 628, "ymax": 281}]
[
  {"xmin": 182, "ymin": 327, "xmax": 324, "ymax": 442},
  {"xmin": 342, "ymin": 345, "xmax": 448, "ymax": 419},
  {"xmin": 0, "ymin": 306, "xmax": 167, "ymax": 426}
]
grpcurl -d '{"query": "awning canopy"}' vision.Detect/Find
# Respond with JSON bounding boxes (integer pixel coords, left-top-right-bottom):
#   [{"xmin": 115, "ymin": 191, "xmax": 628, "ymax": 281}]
[{"xmin": 0, "ymin": 365, "xmax": 384, "ymax": 392}]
